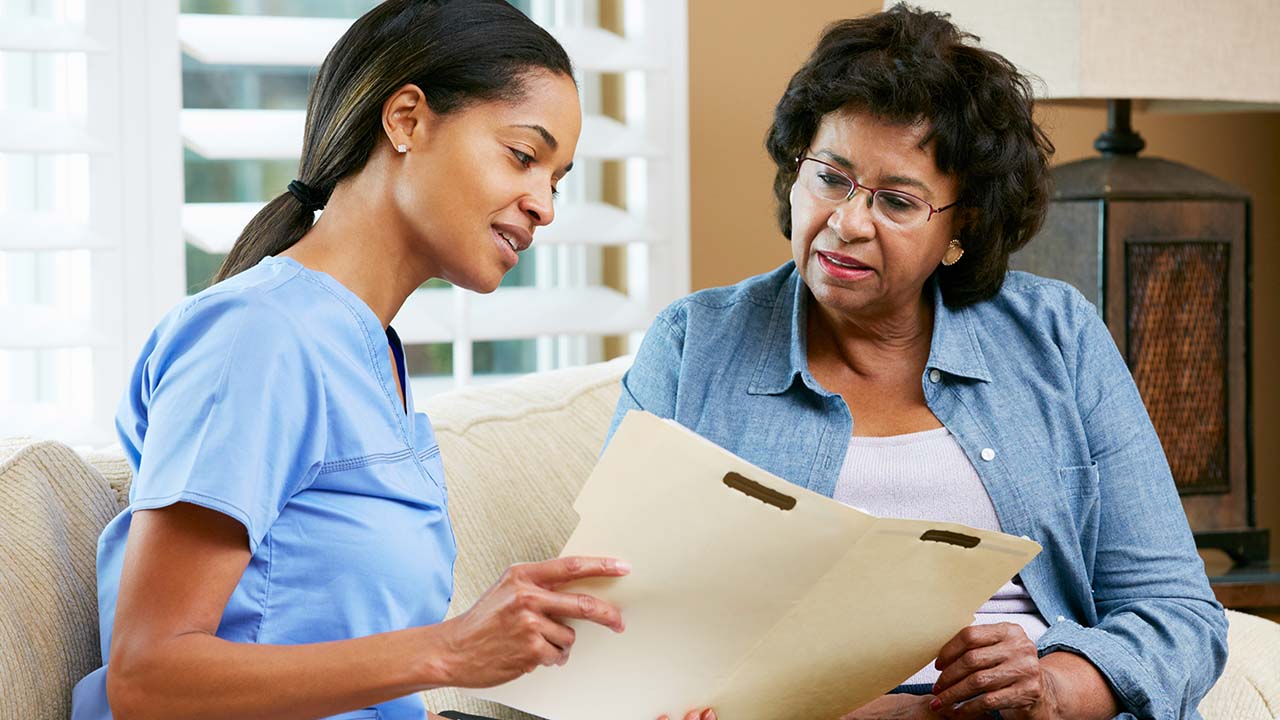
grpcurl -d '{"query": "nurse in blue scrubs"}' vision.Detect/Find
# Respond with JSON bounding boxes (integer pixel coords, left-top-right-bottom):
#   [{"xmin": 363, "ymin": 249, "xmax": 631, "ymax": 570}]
[{"xmin": 71, "ymin": 2, "xmax": 715, "ymax": 719}]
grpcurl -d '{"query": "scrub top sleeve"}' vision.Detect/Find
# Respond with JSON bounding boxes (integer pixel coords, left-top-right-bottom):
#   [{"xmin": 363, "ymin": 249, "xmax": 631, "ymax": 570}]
[{"xmin": 127, "ymin": 292, "xmax": 328, "ymax": 554}]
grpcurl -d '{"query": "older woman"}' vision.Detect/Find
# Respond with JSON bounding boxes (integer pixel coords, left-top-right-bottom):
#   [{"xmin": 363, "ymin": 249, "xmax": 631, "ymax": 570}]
[{"xmin": 607, "ymin": 5, "xmax": 1226, "ymax": 719}]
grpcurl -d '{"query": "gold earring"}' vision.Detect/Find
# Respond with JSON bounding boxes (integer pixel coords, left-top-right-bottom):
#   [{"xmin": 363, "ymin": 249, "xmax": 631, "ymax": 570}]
[{"xmin": 942, "ymin": 238, "xmax": 964, "ymax": 266}]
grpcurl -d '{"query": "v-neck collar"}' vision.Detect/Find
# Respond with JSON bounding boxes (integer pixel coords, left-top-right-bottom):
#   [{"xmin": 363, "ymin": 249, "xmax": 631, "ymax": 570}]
[
  {"xmin": 264, "ymin": 256, "xmax": 415, "ymax": 429},
  {"xmin": 387, "ymin": 325, "xmax": 410, "ymax": 417}
]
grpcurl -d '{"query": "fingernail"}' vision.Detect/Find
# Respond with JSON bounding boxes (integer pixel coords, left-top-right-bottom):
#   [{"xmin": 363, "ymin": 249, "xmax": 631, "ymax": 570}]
[
  {"xmin": 707, "ymin": 711, "xmax": 718, "ymax": 720},
  {"xmin": 932, "ymin": 682, "xmax": 940, "ymax": 694},
  {"xmin": 930, "ymin": 698, "xmax": 942, "ymax": 711},
  {"xmin": 614, "ymin": 559, "xmax": 632, "ymax": 573}
]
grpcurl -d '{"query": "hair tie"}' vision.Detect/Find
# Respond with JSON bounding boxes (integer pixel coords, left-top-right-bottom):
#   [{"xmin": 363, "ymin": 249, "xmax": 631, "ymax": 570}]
[{"xmin": 287, "ymin": 180, "xmax": 327, "ymax": 212}]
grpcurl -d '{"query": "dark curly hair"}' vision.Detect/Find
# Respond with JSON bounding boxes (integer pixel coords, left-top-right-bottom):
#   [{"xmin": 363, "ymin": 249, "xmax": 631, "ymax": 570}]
[{"xmin": 765, "ymin": 3, "xmax": 1054, "ymax": 307}]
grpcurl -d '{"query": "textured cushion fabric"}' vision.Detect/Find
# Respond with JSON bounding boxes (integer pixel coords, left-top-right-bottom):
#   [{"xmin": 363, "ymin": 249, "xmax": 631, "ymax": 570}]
[
  {"xmin": 0, "ymin": 438, "xmax": 121, "ymax": 720},
  {"xmin": 1200, "ymin": 609, "xmax": 1280, "ymax": 719},
  {"xmin": 417, "ymin": 357, "xmax": 628, "ymax": 719},
  {"xmin": 80, "ymin": 448, "xmax": 133, "ymax": 512}
]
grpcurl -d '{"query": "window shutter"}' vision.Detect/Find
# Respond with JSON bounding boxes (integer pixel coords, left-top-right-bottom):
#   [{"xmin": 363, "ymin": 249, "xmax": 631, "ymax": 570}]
[
  {"xmin": 1, "ymin": 0, "xmax": 689, "ymax": 444},
  {"xmin": 0, "ymin": 0, "xmax": 182, "ymax": 444}
]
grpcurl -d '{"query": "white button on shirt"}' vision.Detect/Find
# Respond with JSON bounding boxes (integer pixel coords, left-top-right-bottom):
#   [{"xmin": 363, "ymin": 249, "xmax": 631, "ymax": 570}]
[
  {"xmin": 981, "ymin": 447, "xmax": 997, "ymax": 461},
  {"xmin": 928, "ymin": 368, "xmax": 942, "ymax": 383}
]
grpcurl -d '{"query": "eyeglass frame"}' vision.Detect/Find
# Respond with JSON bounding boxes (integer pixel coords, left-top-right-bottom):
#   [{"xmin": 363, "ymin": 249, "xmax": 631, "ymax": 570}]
[{"xmin": 794, "ymin": 155, "xmax": 959, "ymax": 225}]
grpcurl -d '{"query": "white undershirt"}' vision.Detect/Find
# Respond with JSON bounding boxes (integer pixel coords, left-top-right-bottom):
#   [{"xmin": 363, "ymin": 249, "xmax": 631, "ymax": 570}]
[{"xmin": 834, "ymin": 427, "xmax": 1049, "ymax": 686}]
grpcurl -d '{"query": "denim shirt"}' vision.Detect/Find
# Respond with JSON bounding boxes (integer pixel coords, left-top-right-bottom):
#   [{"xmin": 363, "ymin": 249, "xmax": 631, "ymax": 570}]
[{"xmin": 607, "ymin": 262, "xmax": 1227, "ymax": 720}]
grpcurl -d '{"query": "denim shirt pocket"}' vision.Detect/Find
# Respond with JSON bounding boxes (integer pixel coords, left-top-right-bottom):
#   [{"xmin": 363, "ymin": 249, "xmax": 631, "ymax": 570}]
[
  {"xmin": 1058, "ymin": 462, "xmax": 1101, "ymax": 578},
  {"xmin": 1059, "ymin": 462, "xmax": 1100, "ymax": 497}
]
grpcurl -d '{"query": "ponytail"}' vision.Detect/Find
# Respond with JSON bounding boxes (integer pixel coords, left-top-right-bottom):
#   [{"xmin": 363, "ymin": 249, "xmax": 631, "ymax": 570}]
[{"xmin": 213, "ymin": 189, "xmax": 322, "ymax": 283}]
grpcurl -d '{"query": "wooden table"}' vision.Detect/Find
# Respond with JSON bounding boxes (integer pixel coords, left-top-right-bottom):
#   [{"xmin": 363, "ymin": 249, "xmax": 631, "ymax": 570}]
[{"xmin": 1209, "ymin": 562, "xmax": 1280, "ymax": 611}]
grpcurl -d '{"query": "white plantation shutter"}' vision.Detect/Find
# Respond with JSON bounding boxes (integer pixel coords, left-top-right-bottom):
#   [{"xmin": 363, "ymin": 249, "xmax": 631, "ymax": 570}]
[
  {"xmin": 178, "ymin": 0, "xmax": 690, "ymax": 398},
  {"xmin": 1, "ymin": 0, "xmax": 688, "ymax": 444},
  {"xmin": 0, "ymin": 0, "xmax": 183, "ymax": 445}
]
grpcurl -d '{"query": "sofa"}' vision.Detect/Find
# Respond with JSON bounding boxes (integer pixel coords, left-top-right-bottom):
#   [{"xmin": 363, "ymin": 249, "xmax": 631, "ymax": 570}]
[{"xmin": 2, "ymin": 357, "xmax": 1277, "ymax": 719}]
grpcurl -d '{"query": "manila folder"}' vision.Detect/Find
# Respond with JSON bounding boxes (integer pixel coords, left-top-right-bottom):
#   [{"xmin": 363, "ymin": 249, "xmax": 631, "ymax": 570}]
[{"xmin": 470, "ymin": 410, "xmax": 1041, "ymax": 720}]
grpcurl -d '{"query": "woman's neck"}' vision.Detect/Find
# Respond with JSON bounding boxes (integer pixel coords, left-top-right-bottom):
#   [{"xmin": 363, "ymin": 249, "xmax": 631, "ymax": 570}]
[
  {"xmin": 280, "ymin": 165, "xmax": 435, "ymax": 330},
  {"xmin": 807, "ymin": 291, "xmax": 934, "ymax": 380}
]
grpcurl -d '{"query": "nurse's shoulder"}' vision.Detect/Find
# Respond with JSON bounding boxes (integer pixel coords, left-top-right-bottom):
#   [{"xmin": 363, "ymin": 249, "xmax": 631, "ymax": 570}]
[{"xmin": 130, "ymin": 258, "xmax": 322, "ymax": 398}]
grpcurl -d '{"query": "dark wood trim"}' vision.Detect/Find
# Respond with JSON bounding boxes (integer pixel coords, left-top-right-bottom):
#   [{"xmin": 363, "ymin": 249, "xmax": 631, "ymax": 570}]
[{"xmin": 1211, "ymin": 578, "xmax": 1280, "ymax": 610}]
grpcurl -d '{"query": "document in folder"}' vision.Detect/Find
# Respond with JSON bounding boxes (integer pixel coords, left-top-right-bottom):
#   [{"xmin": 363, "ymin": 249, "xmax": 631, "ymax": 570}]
[{"xmin": 471, "ymin": 411, "xmax": 1041, "ymax": 720}]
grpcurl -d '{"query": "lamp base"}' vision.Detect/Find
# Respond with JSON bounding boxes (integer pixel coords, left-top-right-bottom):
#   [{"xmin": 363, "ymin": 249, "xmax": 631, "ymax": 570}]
[{"xmin": 1094, "ymin": 99, "xmax": 1147, "ymax": 156}]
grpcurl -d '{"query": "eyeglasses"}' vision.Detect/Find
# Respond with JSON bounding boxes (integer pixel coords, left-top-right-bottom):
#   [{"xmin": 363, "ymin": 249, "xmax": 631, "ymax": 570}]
[{"xmin": 794, "ymin": 156, "xmax": 957, "ymax": 229}]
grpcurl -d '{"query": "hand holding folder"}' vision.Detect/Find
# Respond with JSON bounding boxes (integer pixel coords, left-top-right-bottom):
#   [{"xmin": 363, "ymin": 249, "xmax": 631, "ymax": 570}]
[{"xmin": 471, "ymin": 411, "xmax": 1041, "ymax": 720}]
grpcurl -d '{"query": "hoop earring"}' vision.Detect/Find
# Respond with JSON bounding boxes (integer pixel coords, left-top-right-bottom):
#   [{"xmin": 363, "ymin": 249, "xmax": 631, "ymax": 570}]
[{"xmin": 942, "ymin": 238, "xmax": 965, "ymax": 266}]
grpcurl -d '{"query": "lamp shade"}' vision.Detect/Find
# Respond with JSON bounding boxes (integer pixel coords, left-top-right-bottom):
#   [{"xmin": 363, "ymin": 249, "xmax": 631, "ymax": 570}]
[{"xmin": 897, "ymin": 0, "xmax": 1280, "ymax": 108}]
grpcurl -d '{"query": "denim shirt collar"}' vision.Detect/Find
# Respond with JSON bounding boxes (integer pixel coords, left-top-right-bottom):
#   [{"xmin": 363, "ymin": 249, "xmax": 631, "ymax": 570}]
[
  {"xmin": 748, "ymin": 265, "xmax": 991, "ymax": 396},
  {"xmin": 926, "ymin": 280, "xmax": 993, "ymax": 383}
]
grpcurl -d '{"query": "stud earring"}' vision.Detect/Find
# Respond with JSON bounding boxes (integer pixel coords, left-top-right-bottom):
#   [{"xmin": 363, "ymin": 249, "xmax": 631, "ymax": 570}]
[
  {"xmin": 942, "ymin": 238, "xmax": 965, "ymax": 266},
  {"xmin": 397, "ymin": 144, "xmax": 408, "ymax": 153}
]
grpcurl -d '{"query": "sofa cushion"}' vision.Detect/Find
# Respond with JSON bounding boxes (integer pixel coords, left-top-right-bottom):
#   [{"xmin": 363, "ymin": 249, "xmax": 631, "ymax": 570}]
[
  {"xmin": 81, "ymin": 447, "xmax": 134, "ymax": 512},
  {"xmin": 417, "ymin": 357, "xmax": 628, "ymax": 718},
  {"xmin": 0, "ymin": 438, "xmax": 121, "ymax": 719}
]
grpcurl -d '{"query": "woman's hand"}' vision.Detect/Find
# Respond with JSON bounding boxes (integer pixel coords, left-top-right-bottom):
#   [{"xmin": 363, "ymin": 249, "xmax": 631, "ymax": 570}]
[
  {"xmin": 841, "ymin": 694, "xmax": 942, "ymax": 719},
  {"xmin": 431, "ymin": 556, "xmax": 630, "ymax": 688},
  {"xmin": 928, "ymin": 623, "xmax": 1060, "ymax": 719},
  {"xmin": 658, "ymin": 709, "xmax": 716, "ymax": 720}
]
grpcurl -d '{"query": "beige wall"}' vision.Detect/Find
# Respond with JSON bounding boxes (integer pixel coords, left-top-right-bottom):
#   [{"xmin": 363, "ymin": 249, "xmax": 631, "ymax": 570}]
[{"xmin": 688, "ymin": 2, "xmax": 1280, "ymax": 565}]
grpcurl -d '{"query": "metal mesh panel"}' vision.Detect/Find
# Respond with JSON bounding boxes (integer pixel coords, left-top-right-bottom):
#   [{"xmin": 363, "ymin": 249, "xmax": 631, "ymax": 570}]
[{"xmin": 1126, "ymin": 242, "xmax": 1230, "ymax": 493}]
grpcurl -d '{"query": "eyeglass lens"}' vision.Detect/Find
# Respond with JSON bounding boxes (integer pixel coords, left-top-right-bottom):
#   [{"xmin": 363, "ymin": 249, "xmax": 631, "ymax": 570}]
[{"xmin": 797, "ymin": 159, "xmax": 930, "ymax": 227}]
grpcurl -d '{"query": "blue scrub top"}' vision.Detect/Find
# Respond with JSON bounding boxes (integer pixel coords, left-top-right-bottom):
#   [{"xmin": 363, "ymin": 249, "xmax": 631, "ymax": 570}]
[{"xmin": 73, "ymin": 256, "xmax": 457, "ymax": 720}]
